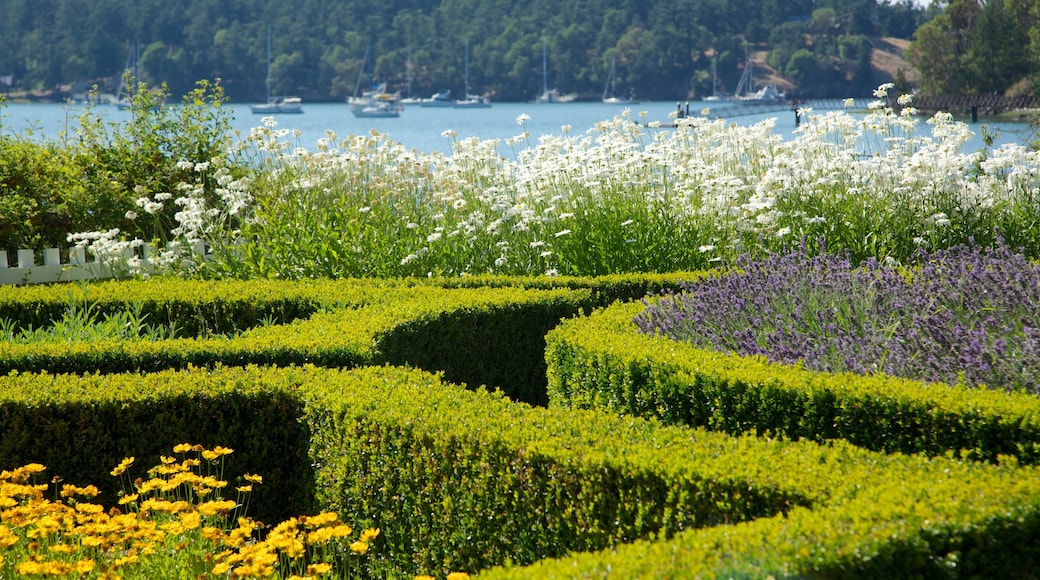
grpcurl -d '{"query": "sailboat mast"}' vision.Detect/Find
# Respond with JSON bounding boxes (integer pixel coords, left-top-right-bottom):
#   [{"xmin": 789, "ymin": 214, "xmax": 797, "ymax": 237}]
[
  {"xmin": 541, "ymin": 39, "xmax": 548, "ymax": 95},
  {"xmin": 265, "ymin": 24, "xmax": 272, "ymax": 103},
  {"xmin": 406, "ymin": 47, "xmax": 413, "ymax": 99}
]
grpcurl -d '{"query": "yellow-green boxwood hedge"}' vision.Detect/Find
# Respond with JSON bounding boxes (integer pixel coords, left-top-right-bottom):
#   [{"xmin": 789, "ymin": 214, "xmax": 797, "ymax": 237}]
[
  {"xmin": 0, "ymin": 275, "xmax": 1037, "ymax": 578},
  {"xmin": 546, "ymin": 300, "xmax": 1040, "ymax": 464}
]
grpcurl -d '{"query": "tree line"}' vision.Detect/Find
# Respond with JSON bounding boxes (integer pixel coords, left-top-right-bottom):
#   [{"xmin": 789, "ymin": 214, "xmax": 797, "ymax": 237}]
[
  {"xmin": 0, "ymin": 0, "xmax": 995, "ymax": 103},
  {"xmin": 907, "ymin": 0, "xmax": 1039, "ymax": 97}
]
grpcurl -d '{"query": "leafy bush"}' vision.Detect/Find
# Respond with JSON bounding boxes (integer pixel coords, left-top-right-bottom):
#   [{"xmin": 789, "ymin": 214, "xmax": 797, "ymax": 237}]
[{"xmin": 0, "ymin": 79, "xmax": 240, "ymax": 259}]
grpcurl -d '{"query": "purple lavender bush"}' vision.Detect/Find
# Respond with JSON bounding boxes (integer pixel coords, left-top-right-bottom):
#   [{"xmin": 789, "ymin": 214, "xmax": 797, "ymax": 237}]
[{"xmin": 634, "ymin": 243, "xmax": 1040, "ymax": 394}]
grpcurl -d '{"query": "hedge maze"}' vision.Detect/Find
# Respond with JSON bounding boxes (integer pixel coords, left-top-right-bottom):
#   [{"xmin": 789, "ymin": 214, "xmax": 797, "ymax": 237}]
[{"xmin": 0, "ymin": 276, "xmax": 1037, "ymax": 578}]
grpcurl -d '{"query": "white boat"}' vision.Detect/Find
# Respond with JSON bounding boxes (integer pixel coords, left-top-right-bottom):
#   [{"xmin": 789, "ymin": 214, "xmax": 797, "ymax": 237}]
[
  {"xmin": 601, "ymin": 57, "xmax": 633, "ymax": 104},
  {"xmin": 454, "ymin": 40, "xmax": 492, "ymax": 108},
  {"xmin": 733, "ymin": 52, "xmax": 785, "ymax": 104},
  {"xmin": 351, "ymin": 97, "xmax": 402, "ymax": 118},
  {"xmin": 250, "ymin": 25, "xmax": 303, "ymax": 114},
  {"xmin": 250, "ymin": 96, "xmax": 303, "ymax": 115},
  {"xmin": 349, "ymin": 84, "xmax": 402, "ymax": 118},
  {"xmin": 454, "ymin": 94, "xmax": 491, "ymax": 108},
  {"xmin": 536, "ymin": 39, "xmax": 576, "ymax": 103},
  {"xmin": 418, "ymin": 89, "xmax": 454, "ymax": 107},
  {"xmin": 348, "ymin": 46, "xmax": 402, "ymax": 118}
]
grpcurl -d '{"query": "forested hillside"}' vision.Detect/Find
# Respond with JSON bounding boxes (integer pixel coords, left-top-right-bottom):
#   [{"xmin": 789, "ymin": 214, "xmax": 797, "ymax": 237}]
[{"xmin": 1, "ymin": 0, "xmax": 931, "ymax": 102}]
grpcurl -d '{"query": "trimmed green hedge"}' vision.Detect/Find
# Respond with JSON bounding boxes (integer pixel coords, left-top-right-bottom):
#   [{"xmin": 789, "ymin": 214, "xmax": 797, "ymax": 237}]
[
  {"xmin": 0, "ymin": 365, "xmax": 1037, "ymax": 578},
  {"xmin": 0, "ymin": 280, "xmax": 597, "ymax": 405},
  {"xmin": 546, "ymin": 301, "xmax": 1040, "ymax": 464}
]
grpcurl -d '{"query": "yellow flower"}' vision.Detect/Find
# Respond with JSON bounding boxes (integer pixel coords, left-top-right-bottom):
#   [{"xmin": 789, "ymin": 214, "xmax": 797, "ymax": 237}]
[
  {"xmin": 447, "ymin": 573, "xmax": 471, "ymax": 580},
  {"xmin": 60, "ymin": 484, "xmax": 100, "ymax": 498},
  {"xmin": 301, "ymin": 512, "xmax": 338, "ymax": 528},
  {"xmin": 306, "ymin": 562, "xmax": 333, "ymax": 575},
  {"xmin": 172, "ymin": 443, "xmax": 194, "ymax": 454},
  {"xmin": 75, "ymin": 559, "xmax": 96, "ymax": 574},
  {"xmin": 197, "ymin": 500, "xmax": 237, "ymax": 516},
  {"xmin": 414, "ymin": 576, "xmax": 436, "ymax": 580},
  {"xmin": 211, "ymin": 562, "xmax": 231, "ymax": 575},
  {"xmin": 243, "ymin": 474, "xmax": 263, "ymax": 484},
  {"xmin": 0, "ymin": 525, "xmax": 19, "ymax": 548},
  {"xmin": 110, "ymin": 457, "xmax": 135, "ymax": 477},
  {"xmin": 199, "ymin": 476, "xmax": 228, "ymax": 489},
  {"xmin": 75, "ymin": 503, "xmax": 105, "ymax": 514},
  {"xmin": 236, "ymin": 485, "xmax": 252, "ymax": 493},
  {"xmin": 349, "ymin": 540, "xmax": 369, "ymax": 554},
  {"xmin": 179, "ymin": 511, "xmax": 202, "ymax": 531},
  {"xmin": 113, "ymin": 553, "xmax": 139, "ymax": 568},
  {"xmin": 202, "ymin": 446, "xmax": 233, "ymax": 460},
  {"xmin": 201, "ymin": 526, "xmax": 226, "ymax": 543},
  {"xmin": 118, "ymin": 494, "xmax": 139, "ymax": 505},
  {"xmin": 360, "ymin": 527, "xmax": 380, "ymax": 542}
]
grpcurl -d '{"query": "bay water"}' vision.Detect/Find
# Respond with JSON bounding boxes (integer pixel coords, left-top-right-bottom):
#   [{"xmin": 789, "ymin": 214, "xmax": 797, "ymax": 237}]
[{"xmin": 1, "ymin": 100, "xmax": 1034, "ymax": 156}]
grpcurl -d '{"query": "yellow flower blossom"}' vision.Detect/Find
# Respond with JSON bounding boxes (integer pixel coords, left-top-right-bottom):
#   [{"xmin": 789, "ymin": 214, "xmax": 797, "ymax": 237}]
[
  {"xmin": 199, "ymin": 476, "xmax": 228, "ymax": 489},
  {"xmin": 202, "ymin": 446, "xmax": 233, "ymax": 460},
  {"xmin": 113, "ymin": 553, "xmax": 139, "ymax": 568},
  {"xmin": 360, "ymin": 528, "xmax": 380, "ymax": 542},
  {"xmin": 172, "ymin": 443, "xmax": 193, "ymax": 454},
  {"xmin": 306, "ymin": 562, "xmax": 333, "ymax": 575},
  {"xmin": 243, "ymin": 474, "xmax": 263, "ymax": 484},
  {"xmin": 236, "ymin": 485, "xmax": 252, "ymax": 493},
  {"xmin": 118, "ymin": 493, "xmax": 139, "ymax": 505},
  {"xmin": 179, "ymin": 511, "xmax": 202, "ymax": 531},
  {"xmin": 447, "ymin": 573, "xmax": 471, "ymax": 580},
  {"xmin": 197, "ymin": 500, "xmax": 237, "ymax": 516},
  {"xmin": 110, "ymin": 457, "xmax": 135, "ymax": 477},
  {"xmin": 349, "ymin": 540, "xmax": 369, "ymax": 554},
  {"xmin": 0, "ymin": 525, "xmax": 19, "ymax": 548},
  {"xmin": 301, "ymin": 512, "xmax": 338, "ymax": 528},
  {"xmin": 60, "ymin": 484, "xmax": 100, "ymax": 498}
]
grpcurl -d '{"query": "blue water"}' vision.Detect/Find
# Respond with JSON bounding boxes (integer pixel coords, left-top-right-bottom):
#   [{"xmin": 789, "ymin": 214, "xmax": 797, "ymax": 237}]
[{"xmin": 1, "ymin": 100, "xmax": 1033, "ymax": 156}]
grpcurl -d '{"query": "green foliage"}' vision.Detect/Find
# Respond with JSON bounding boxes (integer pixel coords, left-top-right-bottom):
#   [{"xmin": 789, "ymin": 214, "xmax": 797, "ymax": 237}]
[
  {"xmin": 0, "ymin": 0, "xmax": 927, "ymax": 102},
  {"xmin": 0, "ymin": 136, "xmax": 84, "ymax": 251},
  {"xmin": 908, "ymin": 0, "xmax": 1039, "ymax": 96},
  {"xmin": 0, "ymin": 79, "xmax": 239, "ymax": 254}
]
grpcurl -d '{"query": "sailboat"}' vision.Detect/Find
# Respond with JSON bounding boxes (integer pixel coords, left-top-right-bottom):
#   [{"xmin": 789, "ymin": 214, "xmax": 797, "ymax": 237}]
[
  {"xmin": 733, "ymin": 51, "xmax": 785, "ymax": 104},
  {"xmin": 454, "ymin": 40, "xmax": 491, "ymax": 108},
  {"xmin": 601, "ymin": 57, "xmax": 633, "ymax": 104},
  {"xmin": 250, "ymin": 24, "xmax": 303, "ymax": 114},
  {"xmin": 703, "ymin": 56, "xmax": 733, "ymax": 102},
  {"xmin": 348, "ymin": 45, "xmax": 402, "ymax": 118},
  {"xmin": 536, "ymin": 39, "xmax": 576, "ymax": 103},
  {"xmin": 109, "ymin": 42, "xmax": 140, "ymax": 110},
  {"xmin": 400, "ymin": 48, "xmax": 423, "ymax": 105}
]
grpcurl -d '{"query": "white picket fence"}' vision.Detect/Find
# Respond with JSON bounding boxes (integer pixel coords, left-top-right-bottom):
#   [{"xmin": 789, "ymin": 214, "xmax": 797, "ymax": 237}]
[{"xmin": 0, "ymin": 243, "xmax": 210, "ymax": 285}]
